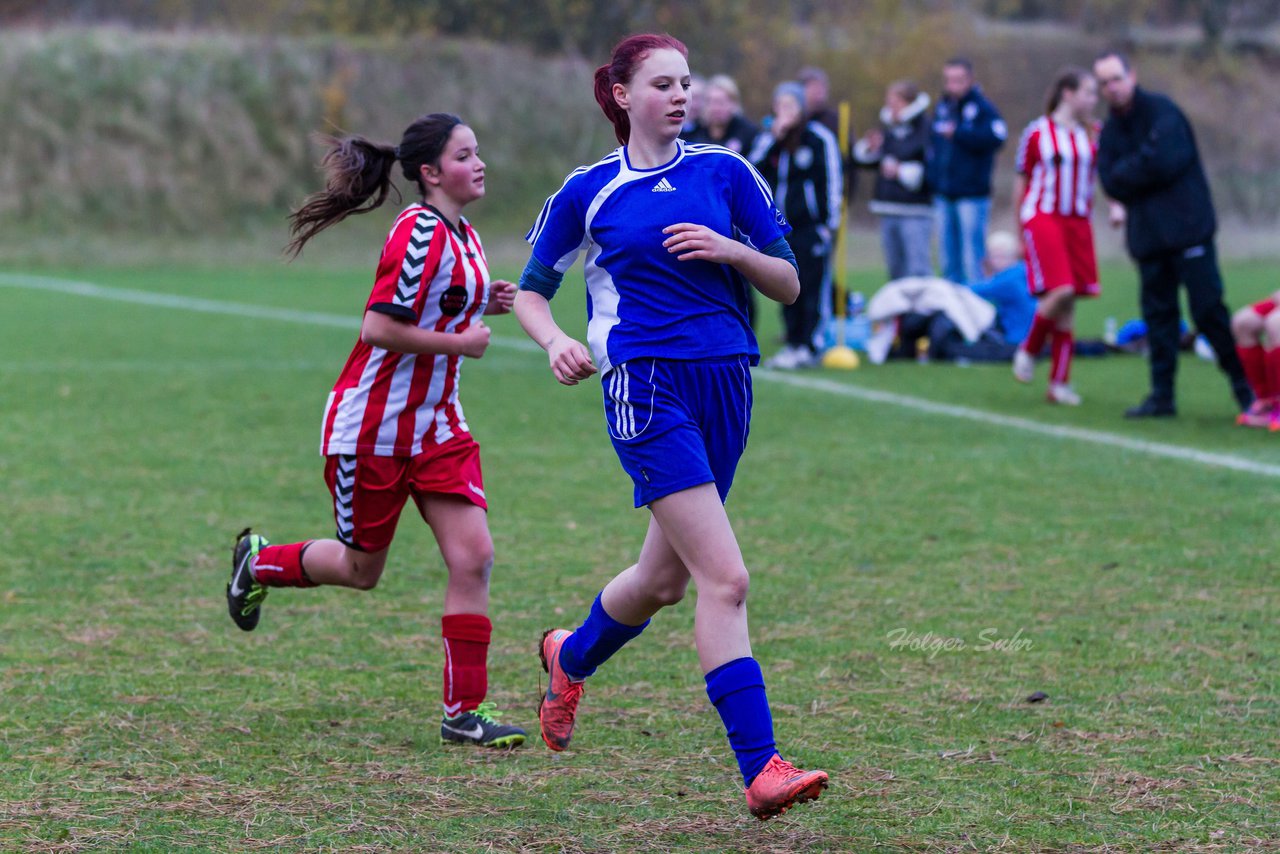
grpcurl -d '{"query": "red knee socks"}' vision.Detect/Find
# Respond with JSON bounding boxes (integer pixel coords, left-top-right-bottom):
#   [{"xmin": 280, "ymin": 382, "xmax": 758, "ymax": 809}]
[
  {"xmin": 252, "ymin": 541, "xmax": 317, "ymax": 588},
  {"xmin": 1022, "ymin": 312, "xmax": 1054, "ymax": 357},
  {"xmin": 441, "ymin": 613, "xmax": 491, "ymax": 717},
  {"xmin": 1238, "ymin": 344, "xmax": 1269, "ymax": 400},
  {"xmin": 1049, "ymin": 327, "xmax": 1074, "ymax": 385},
  {"xmin": 1264, "ymin": 346, "xmax": 1280, "ymax": 403}
]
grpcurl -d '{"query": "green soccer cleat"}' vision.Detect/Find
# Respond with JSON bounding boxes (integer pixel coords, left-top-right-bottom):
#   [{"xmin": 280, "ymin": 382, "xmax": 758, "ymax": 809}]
[
  {"xmin": 227, "ymin": 527, "xmax": 269, "ymax": 632},
  {"xmin": 440, "ymin": 702, "xmax": 527, "ymax": 748}
]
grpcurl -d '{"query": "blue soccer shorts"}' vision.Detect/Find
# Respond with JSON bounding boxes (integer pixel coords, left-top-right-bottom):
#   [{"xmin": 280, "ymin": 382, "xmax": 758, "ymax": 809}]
[{"xmin": 602, "ymin": 356, "xmax": 753, "ymax": 507}]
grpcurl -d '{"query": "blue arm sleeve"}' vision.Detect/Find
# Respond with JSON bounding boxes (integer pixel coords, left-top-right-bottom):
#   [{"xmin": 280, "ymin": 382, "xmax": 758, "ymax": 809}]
[
  {"xmin": 517, "ymin": 255, "xmax": 565, "ymax": 300},
  {"xmin": 761, "ymin": 235, "xmax": 798, "ymax": 273}
]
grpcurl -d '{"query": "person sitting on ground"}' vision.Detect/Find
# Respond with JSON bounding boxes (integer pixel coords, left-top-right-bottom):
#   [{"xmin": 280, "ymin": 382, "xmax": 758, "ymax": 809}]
[
  {"xmin": 1231, "ymin": 291, "xmax": 1280, "ymax": 429},
  {"xmin": 967, "ymin": 231, "xmax": 1035, "ymax": 347}
]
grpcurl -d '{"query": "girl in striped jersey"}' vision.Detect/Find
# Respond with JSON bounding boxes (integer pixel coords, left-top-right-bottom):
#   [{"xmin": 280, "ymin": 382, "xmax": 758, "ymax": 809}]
[
  {"xmin": 514, "ymin": 34, "xmax": 827, "ymax": 819},
  {"xmin": 1011, "ymin": 68, "xmax": 1122, "ymax": 405},
  {"xmin": 226, "ymin": 113, "xmax": 526, "ymax": 749}
]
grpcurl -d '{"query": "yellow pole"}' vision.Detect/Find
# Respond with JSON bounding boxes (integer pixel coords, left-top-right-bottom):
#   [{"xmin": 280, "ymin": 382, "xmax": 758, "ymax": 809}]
[{"xmin": 822, "ymin": 100, "xmax": 859, "ymax": 370}]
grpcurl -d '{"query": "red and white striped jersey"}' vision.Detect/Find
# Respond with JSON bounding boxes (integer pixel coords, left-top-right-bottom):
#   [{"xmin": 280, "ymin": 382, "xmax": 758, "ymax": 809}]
[
  {"xmin": 320, "ymin": 204, "xmax": 490, "ymax": 457},
  {"xmin": 1016, "ymin": 116, "xmax": 1098, "ymax": 223}
]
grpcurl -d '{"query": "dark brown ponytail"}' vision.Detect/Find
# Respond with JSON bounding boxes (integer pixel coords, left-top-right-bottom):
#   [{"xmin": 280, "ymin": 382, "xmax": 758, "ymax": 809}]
[
  {"xmin": 1045, "ymin": 67, "xmax": 1090, "ymax": 116},
  {"xmin": 286, "ymin": 112, "xmax": 464, "ymax": 258}
]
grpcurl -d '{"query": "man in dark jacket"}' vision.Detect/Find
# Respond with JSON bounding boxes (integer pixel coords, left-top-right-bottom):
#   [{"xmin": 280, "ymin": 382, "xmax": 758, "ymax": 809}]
[
  {"xmin": 1094, "ymin": 52, "xmax": 1251, "ymax": 418},
  {"xmin": 928, "ymin": 57, "xmax": 1007, "ymax": 285}
]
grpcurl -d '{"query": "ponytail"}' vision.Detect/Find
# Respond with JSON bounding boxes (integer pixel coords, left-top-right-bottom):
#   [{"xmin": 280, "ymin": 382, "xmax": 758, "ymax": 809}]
[
  {"xmin": 286, "ymin": 136, "xmax": 397, "ymax": 258},
  {"xmin": 1045, "ymin": 66, "xmax": 1089, "ymax": 116},
  {"xmin": 594, "ymin": 64, "xmax": 631, "ymax": 146},
  {"xmin": 594, "ymin": 33, "xmax": 688, "ymax": 146},
  {"xmin": 285, "ymin": 112, "xmax": 464, "ymax": 258}
]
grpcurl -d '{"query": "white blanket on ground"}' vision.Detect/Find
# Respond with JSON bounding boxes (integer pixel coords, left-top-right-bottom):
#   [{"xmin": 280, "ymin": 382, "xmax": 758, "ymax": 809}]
[{"xmin": 865, "ymin": 276, "xmax": 996, "ymax": 343}]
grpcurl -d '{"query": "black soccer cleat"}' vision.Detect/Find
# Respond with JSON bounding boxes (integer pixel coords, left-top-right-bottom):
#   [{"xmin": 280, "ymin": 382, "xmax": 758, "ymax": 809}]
[
  {"xmin": 227, "ymin": 527, "xmax": 270, "ymax": 631},
  {"xmin": 440, "ymin": 702, "xmax": 527, "ymax": 749},
  {"xmin": 1124, "ymin": 396, "xmax": 1177, "ymax": 419}
]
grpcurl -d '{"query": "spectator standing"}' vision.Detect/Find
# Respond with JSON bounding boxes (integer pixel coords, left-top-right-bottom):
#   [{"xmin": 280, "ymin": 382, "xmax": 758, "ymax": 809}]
[
  {"xmin": 1093, "ymin": 51, "xmax": 1252, "ymax": 418},
  {"xmin": 797, "ymin": 66, "xmax": 839, "ymax": 136},
  {"xmin": 678, "ymin": 73, "xmax": 707, "ymax": 140},
  {"xmin": 928, "ymin": 57, "xmax": 1008, "ymax": 285},
  {"xmin": 853, "ymin": 80, "xmax": 933, "ymax": 281},
  {"xmin": 684, "ymin": 74, "xmax": 758, "ymax": 155},
  {"xmin": 750, "ymin": 82, "xmax": 843, "ymax": 369}
]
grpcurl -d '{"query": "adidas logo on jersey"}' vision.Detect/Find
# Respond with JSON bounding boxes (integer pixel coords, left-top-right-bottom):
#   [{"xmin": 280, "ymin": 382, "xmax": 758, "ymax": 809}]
[{"xmin": 651, "ymin": 177, "xmax": 677, "ymax": 193}]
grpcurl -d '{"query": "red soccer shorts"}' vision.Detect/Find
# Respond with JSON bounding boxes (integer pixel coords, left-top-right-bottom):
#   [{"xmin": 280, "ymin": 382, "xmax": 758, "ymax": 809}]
[
  {"xmin": 1022, "ymin": 214, "xmax": 1099, "ymax": 298},
  {"xmin": 323, "ymin": 435, "xmax": 487, "ymax": 553}
]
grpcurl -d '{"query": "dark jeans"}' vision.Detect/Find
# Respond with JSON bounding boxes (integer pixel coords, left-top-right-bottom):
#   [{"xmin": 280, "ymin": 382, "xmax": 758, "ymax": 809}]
[
  {"xmin": 1136, "ymin": 240, "xmax": 1244, "ymax": 402},
  {"xmin": 783, "ymin": 225, "xmax": 828, "ymax": 352}
]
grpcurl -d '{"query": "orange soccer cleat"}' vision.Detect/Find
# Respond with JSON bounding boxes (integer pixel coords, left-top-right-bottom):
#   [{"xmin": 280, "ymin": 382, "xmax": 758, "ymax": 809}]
[
  {"xmin": 744, "ymin": 754, "xmax": 829, "ymax": 820},
  {"xmin": 1236, "ymin": 398, "xmax": 1274, "ymax": 429},
  {"xmin": 538, "ymin": 629, "xmax": 585, "ymax": 751}
]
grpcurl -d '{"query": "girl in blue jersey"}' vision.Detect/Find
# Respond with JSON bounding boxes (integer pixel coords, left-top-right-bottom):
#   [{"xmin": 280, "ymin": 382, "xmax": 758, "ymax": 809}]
[{"xmin": 513, "ymin": 33, "xmax": 828, "ymax": 820}]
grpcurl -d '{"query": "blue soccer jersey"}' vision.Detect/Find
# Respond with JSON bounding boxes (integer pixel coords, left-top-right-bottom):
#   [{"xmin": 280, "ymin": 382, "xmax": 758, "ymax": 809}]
[{"xmin": 525, "ymin": 141, "xmax": 790, "ymax": 374}]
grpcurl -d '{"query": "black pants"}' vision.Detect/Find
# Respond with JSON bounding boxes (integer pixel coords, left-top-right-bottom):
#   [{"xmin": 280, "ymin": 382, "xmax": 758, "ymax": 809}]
[
  {"xmin": 783, "ymin": 225, "xmax": 828, "ymax": 352},
  {"xmin": 1137, "ymin": 240, "xmax": 1244, "ymax": 402}
]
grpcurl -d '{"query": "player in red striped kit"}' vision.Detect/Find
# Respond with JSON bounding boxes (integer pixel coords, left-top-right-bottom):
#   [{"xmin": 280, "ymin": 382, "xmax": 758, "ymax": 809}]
[
  {"xmin": 1011, "ymin": 68, "xmax": 1121, "ymax": 406},
  {"xmin": 1231, "ymin": 292, "xmax": 1280, "ymax": 429},
  {"xmin": 225, "ymin": 113, "xmax": 526, "ymax": 748}
]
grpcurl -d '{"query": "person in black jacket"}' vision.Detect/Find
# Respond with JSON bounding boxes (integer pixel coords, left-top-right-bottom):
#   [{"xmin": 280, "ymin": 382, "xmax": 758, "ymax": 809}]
[
  {"xmin": 928, "ymin": 58, "xmax": 1007, "ymax": 285},
  {"xmin": 684, "ymin": 74, "xmax": 758, "ymax": 156},
  {"xmin": 750, "ymin": 81, "xmax": 843, "ymax": 369},
  {"xmin": 853, "ymin": 80, "xmax": 933, "ymax": 280},
  {"xmin": 1094, "ymin": 52, "xmax": 1252, "ymax": 418}
]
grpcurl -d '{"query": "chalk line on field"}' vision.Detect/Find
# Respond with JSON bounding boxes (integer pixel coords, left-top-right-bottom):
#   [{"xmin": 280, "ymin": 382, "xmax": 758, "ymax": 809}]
[
  {"xmin": 756, "ymin": 371, "xmax": 1280, "ymax": 478},
  {"xmin": 5, "ymin": 271, "xmax": 1279, "ymax": 479}
]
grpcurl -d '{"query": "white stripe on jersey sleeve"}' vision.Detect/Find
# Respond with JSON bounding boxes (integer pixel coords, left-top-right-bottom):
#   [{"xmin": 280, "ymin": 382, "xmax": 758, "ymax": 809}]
[
  {"xmin": 526, "ymin": 150, "xmax": 623, "ymax": 246},
  {"xmin": 685, "ymin": 143, "xmax": 778, "ymax": 206},
  {"xmin": 807, "ymin": 120, "xmax": 843, "ymax": 231}
]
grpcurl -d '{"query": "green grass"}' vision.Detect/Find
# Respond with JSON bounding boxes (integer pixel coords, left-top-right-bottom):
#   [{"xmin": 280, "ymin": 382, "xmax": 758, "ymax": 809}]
[{"xmin": 1, "ymin": 256, "xmax": 1277, "ymax": 852}]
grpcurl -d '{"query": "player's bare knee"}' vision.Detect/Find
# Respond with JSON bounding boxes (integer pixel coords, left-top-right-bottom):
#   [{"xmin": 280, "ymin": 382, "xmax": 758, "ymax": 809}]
[
  {"xmin": 345, "ymin": 549, "xmax": 387, "ymax": 590},
  {"xmin": 709, "ymin": 567, "xmax": 750, "ymax": 608},
  {"xmin": 348, "ymin": 567, "xmax": 381, "ymax": 590},
  {"xmin": 650, "ymin": 576, "xmax": 690, "ymax": 607},
  {"xmin": 1263, "ymin": 312, "xmax": 1280, "ymax": 343},
  {"xmin": 1231, "ymin": 310, "xmax": 1259, "ymax": 340},
  {"xmin": 449, "ymin": 547, "xmax": 493, "ymax": 587}
]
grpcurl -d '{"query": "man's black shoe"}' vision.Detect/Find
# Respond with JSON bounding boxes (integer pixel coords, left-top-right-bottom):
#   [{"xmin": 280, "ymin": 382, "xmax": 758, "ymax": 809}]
[
  {"xmin": 1232, "ymin": 380, "xmax": 1255, "ymax": 413},
  {"xmin": 1125, "ymin": 397, "xmax": 1177, "ymax": 418}
]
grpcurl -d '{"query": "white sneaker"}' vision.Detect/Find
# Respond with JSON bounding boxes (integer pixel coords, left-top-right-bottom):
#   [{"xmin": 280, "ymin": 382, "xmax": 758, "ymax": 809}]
[
  {"xmin": 766, "ymin": 346, "xmax": 802, "ymax": 370},
  {"xmin": 792, "ymin": 347, "xmax": 818, "ymax": 369},
  {"xmin": 1012, "ymin": 349, "xmax": 1034, "ymax": 383},
  {"xmin": 1047, "ymin": 383, "xmax": 1082, "ymax": 406}
]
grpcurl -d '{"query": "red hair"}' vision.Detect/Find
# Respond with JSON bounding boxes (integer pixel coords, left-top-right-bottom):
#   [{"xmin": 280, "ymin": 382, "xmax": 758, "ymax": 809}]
[{"xmin": 593, "ymin": 33, "xmax": 689, "ymax": 146}]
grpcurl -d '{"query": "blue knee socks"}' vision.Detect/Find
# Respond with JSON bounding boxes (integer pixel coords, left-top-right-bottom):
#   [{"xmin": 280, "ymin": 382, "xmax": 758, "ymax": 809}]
[
  {"xmin": 705, "ymin": 657, "xmax": 778, "ymax": 787},
  {"xmin": 559, "ymin": 593, "xmax": 649, "ymax": 681}
]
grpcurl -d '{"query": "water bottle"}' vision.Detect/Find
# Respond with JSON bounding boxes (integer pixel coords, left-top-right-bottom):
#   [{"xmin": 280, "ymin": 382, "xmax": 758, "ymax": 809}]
[{"xmin": 848, "ymin": 291, "xmax": 870, "ymax": 350}]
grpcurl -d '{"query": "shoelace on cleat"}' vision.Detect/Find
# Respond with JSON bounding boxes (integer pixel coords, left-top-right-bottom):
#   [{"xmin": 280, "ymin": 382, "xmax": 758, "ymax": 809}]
[
  {"xmin": 240, "ymin": 583, "xmax": 267, "ymax": 616},
  {"xmin": 470, "ymin": 701, "xmax": 506, "ymax": 725},
  {"xmin": 767, "ymin": 757, "xmax": 804, "ymax": 780}
]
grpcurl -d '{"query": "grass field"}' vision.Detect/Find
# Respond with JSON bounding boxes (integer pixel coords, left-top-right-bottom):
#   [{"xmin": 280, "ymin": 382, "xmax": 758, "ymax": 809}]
[{"xmin": 1, "ymin": 254, "xmax": 1277, "ymax": 852}]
